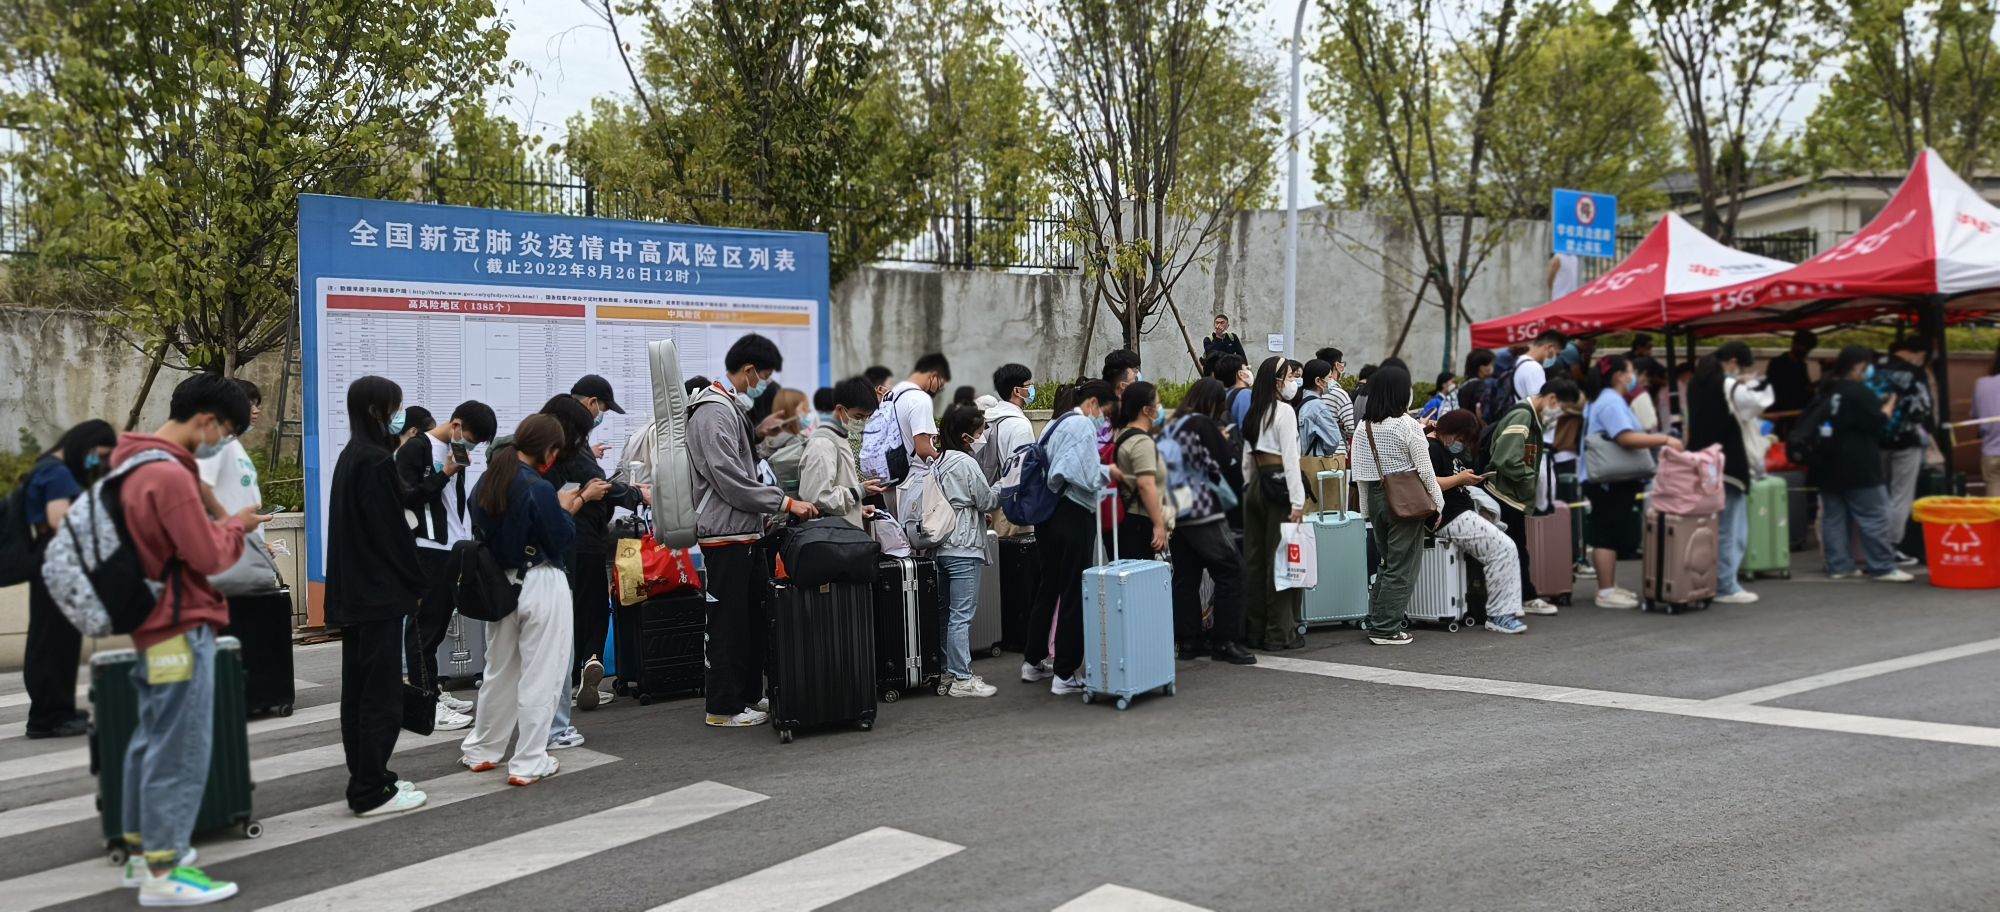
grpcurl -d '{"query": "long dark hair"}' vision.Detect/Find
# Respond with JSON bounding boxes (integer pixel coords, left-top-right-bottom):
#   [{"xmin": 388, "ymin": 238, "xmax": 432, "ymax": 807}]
[
  {"xmin": 941, "ymin": 404, "xmax": 986, "ymax": 453},
  {"xmin": 44, "ymin": 419, "xmax": 118, "ymax": 484},
  {"xmin": 478, "ymin": 414, "xmax": 566, "ymax": 517},
  {"xmin": 1116, "ymin": 381, "xmax": 1158, "ymax": 429},
  {"xmin": 1174, "ymin": 377, "xmax": 1229, "ymax": 423},
  {"xmin": 1244, "ymin": 356, "xmax": 1285, "ymax": 446},
  {"xmin": 1360, "ymin": 365, "xmax": 1413, "ymax": 424},
  {"xmin": 346, "ymin": 376, "xmax": 403, "ymax": 451},
  {"xmin": 540, "ymin": 394, "xmax": 595, "ymax": 462},
  {"xmin": 1586, "ymin": 353, "xmax": 1633, "ymax": 400}
]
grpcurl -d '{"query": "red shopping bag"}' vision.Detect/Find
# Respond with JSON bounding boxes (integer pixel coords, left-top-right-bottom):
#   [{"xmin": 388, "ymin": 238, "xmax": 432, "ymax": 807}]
[{"xmin": 613, "ymin": 534, "xmax": 701, "ymax": 606}]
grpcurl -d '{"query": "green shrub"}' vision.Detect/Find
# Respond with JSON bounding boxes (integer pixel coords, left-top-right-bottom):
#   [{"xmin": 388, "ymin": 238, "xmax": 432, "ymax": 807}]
[
  {"xmin": 1, "ymin": 429, "xmax": 44, "ymax": 492},
  {"xmin": 251, "ymin": 448, "xmax": 305, "ymax": 514}
]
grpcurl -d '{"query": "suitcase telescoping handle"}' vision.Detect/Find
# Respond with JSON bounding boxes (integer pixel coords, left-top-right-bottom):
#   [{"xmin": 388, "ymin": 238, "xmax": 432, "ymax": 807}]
[
  {"xmin": 1096, "ymin": 485, "xmax": 1118, "ymax": 566},
  {"xmin": 1316, "ymin": 470, "xmax": 1348, "ymax": 520}
]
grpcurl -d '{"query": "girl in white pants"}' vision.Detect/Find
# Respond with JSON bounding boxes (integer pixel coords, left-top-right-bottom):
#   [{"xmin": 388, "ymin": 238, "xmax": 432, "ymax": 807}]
[
  {"xmin": 1428, "ymin": 410, "xmax": 1525, "ymax": 634},
  {"xmin": 460, "ymin": 414, "xmax": 597, "ymax": 785}
]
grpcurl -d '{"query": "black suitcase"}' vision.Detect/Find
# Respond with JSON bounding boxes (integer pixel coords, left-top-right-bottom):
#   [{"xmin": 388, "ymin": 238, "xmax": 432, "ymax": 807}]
[
  {"xmin": 768, "ymin": 580, "xmax": 876, "ymax": 743},
  {"xmin": 612, "ymin": 591, "xmax": 706, "ymax": 705},
  {"xmin": 872, "ymin": 556, "xmax": 942, "ymax": 702},
  {"xmin": 997, "ymin": 536, "xmax": 1038, "ymax": 653},
  {"xmin": 221, "ymin": 590, "xmax": 295, "ymax": 717}
]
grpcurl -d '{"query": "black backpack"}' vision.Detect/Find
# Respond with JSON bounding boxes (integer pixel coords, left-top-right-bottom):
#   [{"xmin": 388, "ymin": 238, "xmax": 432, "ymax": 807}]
[
  {"xmin": 1785, "ymin": 393, "xmax": 1837, "ymax": 468},
  {"xmin": 450, "ymin": 535, "xmax": 521, "ymax": 622},
  {"xmin": 777, "ymin": 517, "xmax": 881, "ymax": 588},
  {"xmin": 1480, "ymin": 365, "xmax": 1521, "ymax": 425},
  {"xmin": 0, "ymin": 479, "xmax": 36, "ymax": 588}
]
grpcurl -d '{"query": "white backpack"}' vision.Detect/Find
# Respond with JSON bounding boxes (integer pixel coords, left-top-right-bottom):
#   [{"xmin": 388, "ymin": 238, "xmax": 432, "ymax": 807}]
[{"xmin": 901, "ymin": 459, "xmax": 961, "ymax": 551}]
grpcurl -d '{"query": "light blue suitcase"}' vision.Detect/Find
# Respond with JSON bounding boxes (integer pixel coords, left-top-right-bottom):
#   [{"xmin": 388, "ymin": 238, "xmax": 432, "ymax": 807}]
[
  {"xmin": 1080, "ymin": 490, "xmax": 1176, "ymax": 711},
  {"xmin": 1302, "ymin": 470, "xmax": 1368, "ymax": 633}
]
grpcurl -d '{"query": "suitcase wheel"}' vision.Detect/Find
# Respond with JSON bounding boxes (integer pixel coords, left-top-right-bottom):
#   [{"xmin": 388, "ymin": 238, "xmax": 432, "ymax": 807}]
[
  {"xmin": 1115, "ymin": 697, "xmax": 1130, "ymax": 711},
  {"xmin": 778, "ymin": 730, "xmax": 795, "ymax": 745},
  {"xmin": 1446, "ymin": 621, "xmax": 1461, "ymax": 633},
  {"xmin": 277, "ymin": 705, "xmax": 293, "ymax": 718},
  {"xmin": 858, "ymin": 720, "xmax": 873, "ymax": 731},
  {"xmin": 1554, "ymin": 593, "xmax": 1572, "ymax": 607},
  {"xmin": 1080, "ymin": 692, "xmax": 1094, "ymax": 705},
  {"xmin": 987, "ymin": 644, "xmax": 1003, "ymax": 658},
  {"xmin": 242, "ymin": 820, "xmax": 263, "ymax": 839},
  {"xmin": 1162, "ymin": 682, "xmax": 1176, "ymax": 697},
  {"xmin": 638, "ymin": 693, "xmax": 656, "ymax": 706},
  {"xmin": 881, "ymin": 689, "xmax": 900, "ymax": 704},
  {"xmin": 935, "ymin": 682, "xmax": 950, "ymax": 697},
  {"xmin": 108, "ymin": 845, "xmax": 128, "ymax": 866}
]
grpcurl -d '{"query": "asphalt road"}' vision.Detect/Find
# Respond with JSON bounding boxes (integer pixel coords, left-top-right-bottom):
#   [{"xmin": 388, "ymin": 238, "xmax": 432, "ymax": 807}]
[{"xmin": 3, "ymin": 558, "xmax": 1999, "ymax": 911}]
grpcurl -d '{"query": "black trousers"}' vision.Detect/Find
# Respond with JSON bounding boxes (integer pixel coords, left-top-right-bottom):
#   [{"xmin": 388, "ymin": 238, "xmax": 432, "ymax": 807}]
[
  {"xmin": 414, "ymin": 548, "xmax": 456, "ymax": 684},
  {"xmin": 340, "ymin": 618, "xmax": 405, "ymax": 813},
  {"xmin": 24, "ymin": 572, "xmax": 83, "ymax": 731},
  {"xmin": 1027, "ymin": 499, "xmax": 1094, "ymax": 679},
  {"xmin": 1499, "ymin": 499, "xmax": 1538, "ymax": 602},
  {"xmin": 701, "ymin": 543, "xmax": 766, "ymax": 717},
  {"xmin": 1171, "ymin": 519, "xmax": 1247, "ymax": 644},
  {"xmin": 569, "ymin": 554, "xmax": 612, "ymax": 686}
]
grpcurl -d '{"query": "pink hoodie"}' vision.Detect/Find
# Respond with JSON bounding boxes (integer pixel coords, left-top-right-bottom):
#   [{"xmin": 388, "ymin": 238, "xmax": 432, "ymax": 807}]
[{"xmin": 111, "ymin": 434, "xmax": 251, "ymax": 652}]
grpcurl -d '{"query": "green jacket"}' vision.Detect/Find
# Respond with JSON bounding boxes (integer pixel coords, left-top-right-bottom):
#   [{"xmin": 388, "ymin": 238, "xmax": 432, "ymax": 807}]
[{"xmin": 1487, "ymin": 400, "xmax": 1542, "ymax": 512}]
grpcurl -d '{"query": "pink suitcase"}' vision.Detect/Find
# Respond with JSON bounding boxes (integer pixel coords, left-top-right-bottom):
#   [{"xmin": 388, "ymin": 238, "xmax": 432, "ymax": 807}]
[
  {"xmin": 1525, "ymin": 502, "xmax": 1574, "ymax": 605},
  {"xmin": 1641, "ymin": 510, "xmax": 1718, "ymax": 614}
]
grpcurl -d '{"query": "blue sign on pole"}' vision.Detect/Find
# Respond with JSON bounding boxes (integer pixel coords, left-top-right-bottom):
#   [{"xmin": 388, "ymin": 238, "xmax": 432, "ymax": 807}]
[
  {"xmin": 297, "ymin": 194, "xmax": 831, "ymax": 583},
  {"xmin": 1552, "ymin": 189, "xmax": 1618, "ymax": 259}
]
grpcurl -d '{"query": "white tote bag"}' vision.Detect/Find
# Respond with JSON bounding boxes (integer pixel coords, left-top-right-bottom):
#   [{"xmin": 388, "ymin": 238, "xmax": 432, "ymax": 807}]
[{"xmin": 1274, "ymin": 522, "xmax": 1318, "ymax": 591}]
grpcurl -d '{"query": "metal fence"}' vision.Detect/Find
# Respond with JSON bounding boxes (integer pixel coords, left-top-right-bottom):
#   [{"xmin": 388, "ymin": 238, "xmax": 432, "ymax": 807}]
[{"xmin": 0, "ymin": 125, "xmax": 30, "ymax": 256}]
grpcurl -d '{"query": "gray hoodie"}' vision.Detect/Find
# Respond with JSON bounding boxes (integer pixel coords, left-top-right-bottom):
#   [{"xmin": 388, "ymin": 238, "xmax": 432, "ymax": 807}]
[
  {"xmin": 931, "ymin": 450, "xmax": 999, "ymax": 560},
  {"xmin": 686, "ymin": 383, "xmax": 789, "ymax": 545}
]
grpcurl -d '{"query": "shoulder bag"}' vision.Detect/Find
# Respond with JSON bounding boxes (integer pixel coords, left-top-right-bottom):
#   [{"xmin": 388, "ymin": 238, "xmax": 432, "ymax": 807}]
[
  {"xmin": 1583, "ymin": 432, "xmax": 1657, "ymax": 484},
  {"xmin": 1366, "ymin": 422, "xmax": 1436, "ymax": 522}
]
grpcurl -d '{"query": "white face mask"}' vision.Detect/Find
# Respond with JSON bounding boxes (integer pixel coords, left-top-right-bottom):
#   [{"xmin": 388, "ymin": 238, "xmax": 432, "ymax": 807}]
[
  {"xmin": 1281, "ymin": 379, "xmax": 1301, "ymax": 399},
  {"xmin": 1540, "ymin": 405, "xmax": 1563, "ymax": 425}
]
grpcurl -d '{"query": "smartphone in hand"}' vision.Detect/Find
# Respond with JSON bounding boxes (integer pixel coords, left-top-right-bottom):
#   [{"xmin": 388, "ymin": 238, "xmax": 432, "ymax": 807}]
[
  {"xmin": 257, "ymin": 504, "xmax": 286, "ymax": 515},
  {"xmin": 450, "ymin": 442, "xmax": 471, "ymax": 466}
]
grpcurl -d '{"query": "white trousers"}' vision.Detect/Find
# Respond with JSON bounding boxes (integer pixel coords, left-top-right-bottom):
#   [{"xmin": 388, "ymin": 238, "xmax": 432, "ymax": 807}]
[
  {"xmin": 461, "ymin": 565, "xmax": 574, "ymax": 778},
  {"xmin": 1442, "ymin": 511, "xmax": 1522, "ymax": 619}
]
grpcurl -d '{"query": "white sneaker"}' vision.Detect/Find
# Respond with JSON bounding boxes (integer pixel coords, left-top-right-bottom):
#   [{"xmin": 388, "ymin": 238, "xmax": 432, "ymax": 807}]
[
  {"xmin": 122, "ymin": 848, "xmax": 196, "ymax": 888},
  {"xmin": 1870, "ymin": 569, "xmax": 1915, "ymax": 583},
  {"xmin": 705, "ymin": 708, "xmax": 770, "ymax": 727},
  {"xmin": 1021, "ymin": 660, "xmax": 1053, "ymax": 683},
  {"xmin": 947, "ymin": 676, "xmax": 998, "ymax": 698},
  {"xmin": 1713, "ymin": 590, "xmax": 1760, "ymax": 605},
  {"xmin": 575, "ymin": 658, "xmax": 606, "ymax": 710},
  {"xmin": 1050, "ymin": 675, "xmax": 1086, "ymax": 696},
  {"xmin": 508, "ymin": 758, "xmax": 559, "ymax": 787},
  {"xmin": 753, "ymin": 697, "xmax": 769, "ymax": 713},
  {"xmin": 1574, "ymin": 564, "xmax": 1597, "ymax": 579},
  {"xmin": 137, "ymin": 866, "xmax": 237, "ymax": 907},
  {"xmin": 548, "ymin": 726, "xmax": 586, "ymax": 750},
  {"xmin": 1595, "ymin": 588, "xmax": 1639, "ymax": 609},
  {"xmin": 433, "ymin": 704, "xmax": 472, "ymax": 731},
  {"xmin": 357, "ymin": 786, "xmax": 429, "ymax": 817},
  {"xmin": 438, "ymin": 691, "xmax": 474, "ymax": 714},
  {"xmin": 1520, "ymin": 598, "xmax": 1559, "ymax": 616}
]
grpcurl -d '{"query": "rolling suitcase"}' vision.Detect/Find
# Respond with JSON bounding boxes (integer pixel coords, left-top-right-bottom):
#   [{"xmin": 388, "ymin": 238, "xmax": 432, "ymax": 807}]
[
  {"xmin": 90, "ymin": 637, "xmax": 260, "ymax": 862},
  {"xmin": 1642, "ymin": 510, "xmax": 1718, "ymax": 614},
  {"xmin": 1301, "ymin": 470, "xmax": 1367, "ymax": 632},
  {"xmin": 613, "ymin": 592, "xmax": 706, "ymax": 705},
  {"xmin": 434, "ymin": 609, "xmax": 487, "ymax": 689},
  {"xmin": 1775, "ymin": 470, "xmax": 1812, "ymax": 551},
  {"xmin": 221, "ymin": 590, "xmax": 295, "ymax": 717},
  {"xmin": 1742, "ymin": 475, "xmax": 1791, "ymax": 578},
  {"xmin": 971, "ymin": 530, "xmax": 1005, "ymax": 659},
  {"xmin": 997, "ymin": 536, "xmax": 1037, "ymax": 652},
  {"xmin": 1079, "ymin": 489, "xmax": 1176, "ymax": 710},
  {"xmin": 872, "ymin": 556, "xmax": 943, "ymax": 702},
  {"xmin": 1405, "ymin": 537, "xmax": 1470, "ymax": 631},
  {"xmin": 768, "ymin": 580, "xmax": 877, "ymax": 743},
  {"xmin": 1525, "ymin": 502, "xmax": 1574, "ymax": 605}
]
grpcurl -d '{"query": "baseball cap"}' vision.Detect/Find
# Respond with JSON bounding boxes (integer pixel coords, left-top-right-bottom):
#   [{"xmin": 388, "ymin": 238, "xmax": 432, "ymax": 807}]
[{"xmin": 570, "ymin": 374, "xmax": 626, "ymax": 414}]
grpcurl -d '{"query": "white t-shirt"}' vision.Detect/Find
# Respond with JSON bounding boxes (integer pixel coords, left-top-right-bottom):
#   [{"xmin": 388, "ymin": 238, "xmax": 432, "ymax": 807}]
[
  {"xmin": 423, "ymin": 435, "xmax": 474, "ymax": 549},
  {"xmin": 891, "ymin": 381, "xmax": 938, "ymax": 456},
  {"xmin": 1550, "ymin": 254, "xmax": 1581, "ymax": 299},
  {"xmin": 197, "ymin": 439, "xmax": 262, "ymax": 515},
  {"xmin": 1512, "ymin": 358, "xmax": 1557, "ymax": 447}
]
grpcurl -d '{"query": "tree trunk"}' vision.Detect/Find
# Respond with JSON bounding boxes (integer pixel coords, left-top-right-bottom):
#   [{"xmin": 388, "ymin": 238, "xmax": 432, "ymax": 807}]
[
  {"xmin": 125, "ymin": 339, "xmax": 171, "ymax": 431},
  {"xmin": 1074, "ymin": 285, "xmax": 1103, "ymax": 382}
]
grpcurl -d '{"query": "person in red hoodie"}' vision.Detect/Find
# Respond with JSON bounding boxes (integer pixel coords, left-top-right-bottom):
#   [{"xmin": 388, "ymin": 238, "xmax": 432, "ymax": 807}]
[{"xmin": 114, "ymin": 373, "xmax": 267, "ymax": 906}]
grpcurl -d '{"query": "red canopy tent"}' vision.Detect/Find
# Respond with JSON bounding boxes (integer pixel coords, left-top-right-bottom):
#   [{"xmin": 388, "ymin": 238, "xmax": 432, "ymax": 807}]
[{"xmin": 1469, "ymin": 213, "xmax": 1793, "ymax": 348}]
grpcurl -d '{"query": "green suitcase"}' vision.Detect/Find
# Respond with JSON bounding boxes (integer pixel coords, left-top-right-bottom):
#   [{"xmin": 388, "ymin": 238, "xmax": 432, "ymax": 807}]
[
  {"xmin": 1743, "ymin": 475, "xmax": 1791, "ymax": 578},
  {"xmin": 89, "ymin": 636, "xmax": 261, "ymax": 863}
]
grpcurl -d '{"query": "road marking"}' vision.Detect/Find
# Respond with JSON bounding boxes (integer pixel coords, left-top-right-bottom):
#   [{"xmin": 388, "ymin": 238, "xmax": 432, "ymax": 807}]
[
  {"xmin": 647, "ymin": 827, "xmax": 963, "ymax": 912},
  {"xmin": 1055, "ymin": 884, "xmax": 1214, "ymax": 911},
  {"xmin": 0, "ymin": 722, "xmax": 471, "ymax": 839},
  {"xmin": 0, "ymin": 679, "xmax": 322, "ymax": 712},
  {"xmin": 3, "ymin": 749, "xmax": 617, "ymax": 910},
  {"xmin": 1254, "ymin": 655, "xmax": 2000, "ymax": 749},
  {"xmin": 1704, "ymin": 637, "xmax": 2000, "ymax": 705},
  {"xmin": 257, "ymin": 781, "xmax": 766, "ymax": 912},
  {"xmin": 0, "ymin": 701, "xmax": 345, "ymax": 786}
]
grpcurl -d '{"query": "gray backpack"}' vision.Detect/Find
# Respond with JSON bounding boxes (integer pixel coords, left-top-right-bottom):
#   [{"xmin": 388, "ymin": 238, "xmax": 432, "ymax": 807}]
[{"xmin": 41, "ymin": 450, "xmax": 181, "ymax": 636}]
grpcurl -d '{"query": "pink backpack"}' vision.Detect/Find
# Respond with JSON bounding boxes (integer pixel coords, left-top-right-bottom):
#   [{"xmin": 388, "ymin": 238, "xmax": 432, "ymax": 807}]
[{"xmin": 1650, "ymin": 443, "xmax": 1726, "ymax": 516}]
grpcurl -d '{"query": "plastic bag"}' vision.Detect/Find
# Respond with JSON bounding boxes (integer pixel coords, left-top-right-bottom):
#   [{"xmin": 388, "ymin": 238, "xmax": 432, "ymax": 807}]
[{"xmin": 1275, "ymin": 522, "xmax": 1318, "ymax": 591}]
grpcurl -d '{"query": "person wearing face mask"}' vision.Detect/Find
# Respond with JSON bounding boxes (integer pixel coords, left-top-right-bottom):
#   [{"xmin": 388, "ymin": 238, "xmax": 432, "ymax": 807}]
[
  {"xmin": 569, "ymin": 374, "xmax": 627, "ymax": 460},
  {"xmin": 1687, "ymin": 342, "xmax": 1776, "ymax": 604},
  {"xmin": 799, "ymin": 376, "xmax": 888, "ymax": 529},
  {"xmin": 1350, "ymin": 364, "xmax": 1444, "ymax": 646},
  {"xmin": 932, "ymin": 404, "xmax": 1003, "ymax": 698},
  {"xmin": 1488, "ymin": 378, "xmax": 1580, "ymax": 616},
  {"xmin": 1579, "ymin": 355, "xmax": 1683, "ymax": 608},
  {"xmin": 1024, "ymin": 380, "xmax": 1120, "ymax": 695},
  {"xmin": 1422, "ymin": 372, "xmax": 1456, "ymax": 420},
  {"xmin": 1809, "ymin": 345, "xmax": 1911, "ymax": 582},
  {"xmin": 1215, "ymin": 353, "xmax": 1253, "ymax": 429},
  {"xmin": 757, "ymin": 388, "xmax": 811, "ymax": 460},
  {"xmin": 17, "ymin": 418, "xmax": 118, "ymax": 739},
  {"xmin": 1314, "ymin": 347, "xmax": 1356, "ymax": 450},
  {"xmin": 1242, "ymin": 357, "xmax": 1308, "ymax": 650},
  {"xmin": 980, "ymin": 363, "xmax": 1039, "ymax": 537},
  {"xmin": 326, "ymin": 375, "xmax": 432, "ymax": 817},
  {"xmin": 1427, "ymin": 409, "xmax": 1527, "ymax": 633},
  {"xmin": 396, "ymin": 406, "xmax": 435, "ymax": 450},
  {"xmin": 1112, "ymin": 381, "xmax": 1172, "ymax": 562},
  {"xmin": 536, "ymin": 396, "xmax": 625, "ymax": 749},
  {"xmin": 861, "ymin": 353, "xmax": 951, "ymax": 505},
  {"xmin": 395, "ymin": 399, "xmax": 498, "ymax": 729},
  {"xmin": 688, "ymin": 334, "xmax": 820, "ymax": 726}
]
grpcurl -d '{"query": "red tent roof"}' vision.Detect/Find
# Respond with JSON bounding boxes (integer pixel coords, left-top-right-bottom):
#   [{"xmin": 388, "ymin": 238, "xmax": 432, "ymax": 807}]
[{"xmin": 1469, "ymin": 213, "xmax": 1791, "ymax": 348}]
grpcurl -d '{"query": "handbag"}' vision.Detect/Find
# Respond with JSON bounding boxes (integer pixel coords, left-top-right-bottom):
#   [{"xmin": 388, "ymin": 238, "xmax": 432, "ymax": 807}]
[
  {"xmin": 1365, "ymin": 422, "xmax": 1436, "ymax": 522},
  {"xmin": 1299, "ymin": 454, "xmax": 1346, "ymax": 513},
  {"xmin": 1256, "ymin": 466, "xmax": 1290, "ymax": 506},
  {"xmin": 780, "ymin": 517, "xmax": 882, "ymax": 587},
  {"xmin": 612, "ymin": 524, "xmax": 702, "ymax": 607},
  {"xmin": 399, "ymin": 614, "xmax": 437, "ymax": 736},
  {"xmin": 1583, "ymin": 432, "xmax": 1657, "ymax": 483},
  {"xmin": 209, "ymin": 530, "xmax": 282, "ymax": 596}
]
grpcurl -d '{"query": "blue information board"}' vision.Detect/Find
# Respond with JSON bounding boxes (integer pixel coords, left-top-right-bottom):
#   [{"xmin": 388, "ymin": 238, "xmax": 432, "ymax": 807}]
[
  {"xmin": 1552, "ymin": 189, "xmax": 1618, "ymax": 259},
  {"xmin": 297, "ymin": 194, "xmax": 830, "ymax": 583}
]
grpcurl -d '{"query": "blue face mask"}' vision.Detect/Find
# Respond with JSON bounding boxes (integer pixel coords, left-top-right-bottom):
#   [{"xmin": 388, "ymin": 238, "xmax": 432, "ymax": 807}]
[
  {"xmin": 83, "ymin": 452, "xmax": 102, "ymax": 472},
  {"xmin": 1624, "ymin": 374, "xmax": 1638, "ymax": 392},
  {"xmin": 387, "ymin": 412, "xmax": 406, "ymax": 436},
  {"xmin": 592, "ymin": 411, "xmax": 605, "ymax": 428},
  {"xmin": 746, "ymin": 375, "xmax": 772, "ymax": 400},
  {"xmin": 1864, "ymin": 364, "xmax": 1877, "ymax": 382},
  {"xmin": 1446, "ymin": 441, "xmax": 1464, "ymax": 455}
]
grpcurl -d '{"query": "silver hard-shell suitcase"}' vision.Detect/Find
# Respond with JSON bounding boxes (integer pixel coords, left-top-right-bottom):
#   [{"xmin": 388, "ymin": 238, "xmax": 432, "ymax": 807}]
[{"xmin": 1404, "ymin": 537, "xmax": 1470, "ymax": 631}]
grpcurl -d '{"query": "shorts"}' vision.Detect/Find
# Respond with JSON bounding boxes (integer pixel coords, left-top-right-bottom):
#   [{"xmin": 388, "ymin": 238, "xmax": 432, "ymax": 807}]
[{"xmin": 1584, "ymin": 480, "xmax": 1645, "ymax": 556}]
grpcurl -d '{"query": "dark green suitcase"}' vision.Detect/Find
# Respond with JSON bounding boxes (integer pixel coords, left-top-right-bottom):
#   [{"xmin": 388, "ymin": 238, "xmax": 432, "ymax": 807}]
[{"xmin": 89, "ymin": 636, "xmax": 261, "ymax": 863}]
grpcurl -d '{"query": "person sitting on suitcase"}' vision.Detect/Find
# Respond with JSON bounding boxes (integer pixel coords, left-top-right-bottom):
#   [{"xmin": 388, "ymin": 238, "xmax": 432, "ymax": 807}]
[
  {"xmin": 1428, "ymin": 410, "xmax": 1529, "ymax": 634},
  {"xmin": 110, "ymin": 374, "xmax": 269, "ymax": 905},
  {"xmin": 1486, "ymin": 378, "xmax": 1580, "ymax": 617}
]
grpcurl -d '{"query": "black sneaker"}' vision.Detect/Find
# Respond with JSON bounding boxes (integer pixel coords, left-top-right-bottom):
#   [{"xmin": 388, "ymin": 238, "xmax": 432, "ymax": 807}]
[
  {"xmin": 1367, "ymin": 631, "xmax": 1414, "ymax": 646},
  {"xmin": 25, "ymin": 716, "xmax": 89, "ymax": 739},
  {"xmin": 1210, "ymin": 642, "xmax": 1258, "ymax": 665}
]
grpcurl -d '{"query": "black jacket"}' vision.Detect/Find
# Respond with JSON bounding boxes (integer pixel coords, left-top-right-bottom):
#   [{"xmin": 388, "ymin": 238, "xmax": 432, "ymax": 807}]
[
  {"xmin": 470, "ymin": 462, "xmax": 578, "ymax": 572},
  {"xmin": 1685, "ymin": 374, "xmax": 1749, "ymax": 488},
  {"xmin": 394, "ymin": 434, "xmax": 466, "ymax": 547},
  {"xmin": 547, "ymin": 451, "xmax": 644, "ymax": 562},
  {"xmin": 325, "ymin": 442, "xmax": 427, "ymax": 626},
  {"xmin": 1809, "ymin": 380, "xmax": 1889, "ymax": 492}
]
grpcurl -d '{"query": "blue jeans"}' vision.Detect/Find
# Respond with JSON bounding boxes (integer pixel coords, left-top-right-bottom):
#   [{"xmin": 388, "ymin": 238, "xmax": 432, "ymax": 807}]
[
  {"xmin": 1821, "ymin": 485, "xmax": 1899, "ymax": 576},
  {"xmin": 938, "ymin": 555, "xmax": 983, "ymax": 681},
  {"xmin": 550, "ymin": 643, "xmax": 574, "ymax": 737},
  {"xmin": 1717, "ymin": 487, "xmax": 1748, "ymax": 595},
  {"xmin": 123, "ymin": 626, "xmax": 216, "ymax": 866}
]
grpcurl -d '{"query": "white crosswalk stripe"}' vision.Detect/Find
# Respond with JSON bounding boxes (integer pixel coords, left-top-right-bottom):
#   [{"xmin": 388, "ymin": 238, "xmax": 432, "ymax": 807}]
[
  {"xmin": 0, "ymin": 700, "xmax": 345, "ymax": 786},
  {"xmin": 2, "ymin": 748, "xmax": 619, "ymax": 910},
  {"xmin": 0, "ymin": 679, "xmax": 322, "ymax": 713},
  {"xmin": 257, "ymin": 781, "xmax": 767, "ymax": 911},
  {"xmin": 1054, "ymin": 884, "xmax": 1215, "ymax": 911},
  {"xmin": 647, "ymin": 826, "xmax": 964, "ymax": 912}
]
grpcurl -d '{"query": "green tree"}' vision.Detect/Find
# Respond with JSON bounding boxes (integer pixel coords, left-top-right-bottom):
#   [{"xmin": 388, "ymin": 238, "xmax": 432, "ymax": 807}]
[
  {"xmin": 1037, "ymin": 0, "xmax": 1279, "ymax": 371},
  {"xmin": 0, "ymin": 0, "xmax": 511, "ymax": 418},
  {"xmin": 1804, "ymin": 0, "xmax": 2000, "ymax": 176}
]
